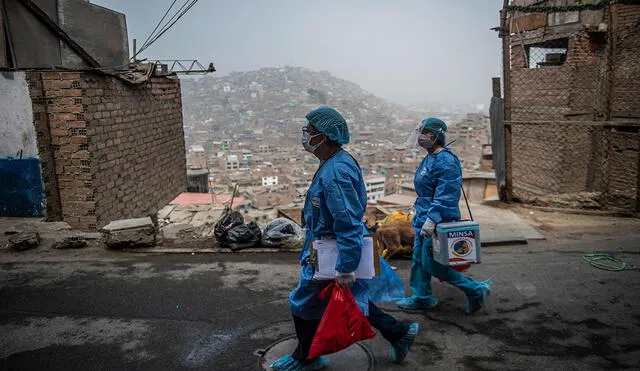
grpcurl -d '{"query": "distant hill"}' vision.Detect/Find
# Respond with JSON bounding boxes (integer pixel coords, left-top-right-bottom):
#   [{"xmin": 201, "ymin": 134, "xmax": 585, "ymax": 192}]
[{"xmin": 180, "ymin": 67, "xmax": 414, "ymax": 137}]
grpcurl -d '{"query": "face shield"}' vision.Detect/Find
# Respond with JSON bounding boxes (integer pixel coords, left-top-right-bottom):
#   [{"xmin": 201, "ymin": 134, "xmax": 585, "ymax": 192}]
[{"xmin": 406, "ymin": 122, "xmax": 425, "ymax": 148}]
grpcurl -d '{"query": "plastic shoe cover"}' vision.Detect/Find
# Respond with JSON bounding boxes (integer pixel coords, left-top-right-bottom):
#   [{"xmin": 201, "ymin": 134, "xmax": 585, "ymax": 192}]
[
  {"xmin": 392, "ymin": 322, "xmax": 420, "ymax": 363},
  {"xmin": 306, "ymin": 356, "xmax": 331, "ymax": 370},
  {"xmin": 396, "ymin": 295, "xmax": 439, "ymax": 310},
  {"xmin": 269, "ymin": 355, "xmax": 331, "ymax": 371},
  {"xmin": 466, "ymin": 280, "xmax": 492, "ymax": 314}
]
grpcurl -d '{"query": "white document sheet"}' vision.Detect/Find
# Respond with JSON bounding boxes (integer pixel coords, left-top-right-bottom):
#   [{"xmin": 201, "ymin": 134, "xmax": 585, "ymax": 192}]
[{"xmin": 312, "ymin": 237, "xmax": 375, "ymax": 280}]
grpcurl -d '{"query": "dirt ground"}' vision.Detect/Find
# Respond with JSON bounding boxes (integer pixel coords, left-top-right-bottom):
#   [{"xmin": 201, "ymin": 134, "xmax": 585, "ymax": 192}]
[{"xmin": 508, "ymin": 204, "xmax": 640, "ymax": 243}]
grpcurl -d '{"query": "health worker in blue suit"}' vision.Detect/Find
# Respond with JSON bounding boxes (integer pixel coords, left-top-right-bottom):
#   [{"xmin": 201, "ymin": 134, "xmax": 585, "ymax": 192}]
[
  {"xmin": 271, "ymin": 107, "xmax": 418, "ymax": 371},
  {"xmin": 396, "ymin": 117, "xmax": 492, "ymax": 314}
]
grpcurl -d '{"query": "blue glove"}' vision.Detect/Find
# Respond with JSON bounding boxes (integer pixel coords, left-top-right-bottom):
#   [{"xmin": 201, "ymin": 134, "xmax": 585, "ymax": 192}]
[{"xmin": 420, "ymin": 219, "xmax": 436, "ymax": 238}]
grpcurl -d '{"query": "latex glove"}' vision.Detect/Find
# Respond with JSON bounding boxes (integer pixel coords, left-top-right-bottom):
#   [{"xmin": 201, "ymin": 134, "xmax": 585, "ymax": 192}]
[
  {"xmin": 420, "ymin": 219, "xmax": 436, "ymax": 238},
  {"xmin": 335, "ymin": 272, "xmax": 356, "ymax": 287}
]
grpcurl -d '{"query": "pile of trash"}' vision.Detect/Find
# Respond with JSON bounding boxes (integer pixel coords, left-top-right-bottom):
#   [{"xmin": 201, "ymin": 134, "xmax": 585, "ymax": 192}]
[{"xmin": 214, "ymin": 211, "xmax": 304, "ymax": 251}]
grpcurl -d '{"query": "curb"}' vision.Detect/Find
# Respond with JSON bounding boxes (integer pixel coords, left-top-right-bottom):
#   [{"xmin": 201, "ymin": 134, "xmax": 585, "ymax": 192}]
[
  {"xmin": 121, "ymin": 247, "xmax": 300, "ymax": 254},
  {"xmin": 123, "ymin": 238, "xmax": 532, "ymax": 253}
]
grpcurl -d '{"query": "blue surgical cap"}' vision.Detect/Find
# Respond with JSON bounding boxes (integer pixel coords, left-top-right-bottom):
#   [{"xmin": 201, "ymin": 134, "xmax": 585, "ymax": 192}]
[
  {"xmin": 305, "ymin": 106, "xmax": 350, "ymax": 145},
  {"xmin": 421, "ymin": 117, "xmax": 447, "ymax": 145}
]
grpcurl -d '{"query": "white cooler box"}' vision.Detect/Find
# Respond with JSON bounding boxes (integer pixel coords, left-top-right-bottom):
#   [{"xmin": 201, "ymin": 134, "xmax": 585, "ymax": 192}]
[{"xmin": 432, "ymin": 220, "xmax": 481, "ymax": 266}]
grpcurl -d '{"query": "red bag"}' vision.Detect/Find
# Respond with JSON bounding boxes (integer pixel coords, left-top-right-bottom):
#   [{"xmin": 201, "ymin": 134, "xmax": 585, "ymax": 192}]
[{"xmin": 307, "ymin": 281, "xmax": 376, "ymax": 359}]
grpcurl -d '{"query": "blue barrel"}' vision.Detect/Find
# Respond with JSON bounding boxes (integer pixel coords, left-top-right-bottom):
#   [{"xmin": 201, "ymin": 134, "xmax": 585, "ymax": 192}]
[{"xmin": 0, "ymin": 157, "xmax": 44, "ymax": 217}]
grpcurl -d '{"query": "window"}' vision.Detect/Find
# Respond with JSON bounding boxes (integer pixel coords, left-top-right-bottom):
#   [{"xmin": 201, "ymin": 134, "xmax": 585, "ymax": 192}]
[{"xmin": 526, "ymin": 38, "xmax": 568, "ymax": 68}]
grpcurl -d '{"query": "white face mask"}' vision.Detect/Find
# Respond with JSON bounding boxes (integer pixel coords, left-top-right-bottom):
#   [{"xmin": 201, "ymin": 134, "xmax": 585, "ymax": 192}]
[{"xmin": 302, "ymin": 131, "xmax": 323, "ymax": 153}]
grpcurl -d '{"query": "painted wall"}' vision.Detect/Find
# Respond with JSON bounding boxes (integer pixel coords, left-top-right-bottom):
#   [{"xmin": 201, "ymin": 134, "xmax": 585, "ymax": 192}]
[
  {"xmin": 0, "ymin": 71, "xmax": 38, "ymax": 158},
  {"xmin": 0, "ymin": 71, "xmax": 44, "ymax": 217}
]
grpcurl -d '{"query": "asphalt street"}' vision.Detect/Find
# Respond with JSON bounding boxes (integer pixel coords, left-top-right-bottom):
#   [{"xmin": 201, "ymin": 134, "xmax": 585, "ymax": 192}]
[{"xmin": 1, "ymin": 236, "xmax": 639, "ymax": 370}]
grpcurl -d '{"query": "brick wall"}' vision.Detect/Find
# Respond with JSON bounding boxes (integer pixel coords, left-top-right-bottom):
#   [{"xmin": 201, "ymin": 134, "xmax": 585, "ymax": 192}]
[
  {"xmin": 610, "ymin": 4, "xmax": 640, "ymax": 121},
  {"xmin": 511, "ymin": 121, "xmax": 637, "ymax": 211},
  {"xmin": 505, "ymin": 3, "xmax": 639, "ymax": 211},
  {"xmin": 606, "ymin": 130, "xmax": 639, "ymax": 210},
  {"xmin": 87, "ymin": 76, "xmax": 186, "ymax": 228},
  {"xmin": 510, "ymin": 30, "xmax": 606, "ymax": 121},
  {"xmin": 29, "ymin": 72, "xmax": 186, "ymax": 230},
  {"xmin": 511, "ymin": 67, "xmax": 571, "ymax": 121},
  {"xmin": 24, "ymin": 73, "xmax": 65, "ymax": 222}
]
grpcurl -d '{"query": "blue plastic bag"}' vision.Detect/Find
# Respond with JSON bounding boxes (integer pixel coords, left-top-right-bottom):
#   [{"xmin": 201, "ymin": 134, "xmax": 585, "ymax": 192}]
[{"xmin": 367, "ymin": 257, "xmax": 406, "ymax": 303}]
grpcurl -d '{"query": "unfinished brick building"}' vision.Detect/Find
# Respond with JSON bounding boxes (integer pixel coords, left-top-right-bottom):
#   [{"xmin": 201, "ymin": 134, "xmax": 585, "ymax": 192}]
[
  {"xmin": 1, "ymin": 0, "xmax": 187, "ymax": 230},
  {"xmin": 500, "ymin": 0, "xmax": 640, "ymax": 212},
  {"xmin": 27, "ymin": 72, "xmax": 187, "ymax": 230}
]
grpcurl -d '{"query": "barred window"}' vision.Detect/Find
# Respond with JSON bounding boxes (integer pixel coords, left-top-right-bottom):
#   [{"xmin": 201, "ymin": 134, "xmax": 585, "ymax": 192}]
[{"xmin": 526, "ymin": 39, "xmax": 568, "ymax": 68}]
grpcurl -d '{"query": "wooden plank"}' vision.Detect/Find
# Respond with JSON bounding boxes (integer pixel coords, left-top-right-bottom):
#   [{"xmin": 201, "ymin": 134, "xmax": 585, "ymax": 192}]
[
  {"xmin": 492, "ymin": 77, "xmax": 502, "ymax": 98},
  {"xmin": 511, "ymin": 13, "xmax": 547, "ymax": 33}
]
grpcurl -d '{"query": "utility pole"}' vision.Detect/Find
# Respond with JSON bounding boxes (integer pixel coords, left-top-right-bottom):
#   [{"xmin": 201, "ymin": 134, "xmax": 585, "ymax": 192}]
[{"xmin": 500, "ymin": 0, "xmax": 513, "ymax": 202}]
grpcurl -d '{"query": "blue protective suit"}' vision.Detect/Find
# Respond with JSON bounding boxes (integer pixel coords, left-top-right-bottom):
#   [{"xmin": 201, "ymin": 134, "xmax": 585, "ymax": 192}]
[
  {"xmin": 289, "ymin": 149, "xmax": 370, "ymax": 320},
  {"xmin": 409, "ymin": 148, "xmax": 485, "ymax": 302},
  {"xmin": 412, "ymin": 148, "xmax": 462, "ymax": 228}
]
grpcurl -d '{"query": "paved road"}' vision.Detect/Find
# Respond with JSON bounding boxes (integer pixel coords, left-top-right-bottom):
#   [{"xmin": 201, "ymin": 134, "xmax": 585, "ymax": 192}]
[{"xmin": 1, "ymin": 236, "xmax": 639, "ymax": 370}]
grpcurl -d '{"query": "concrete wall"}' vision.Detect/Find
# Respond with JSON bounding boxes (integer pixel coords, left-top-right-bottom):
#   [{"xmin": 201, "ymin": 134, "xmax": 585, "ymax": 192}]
[
  {"xmin": 462, "ymin": 179, "xmax": 486, "ymax": 202},
  {"xmin": 0, "ymin": 72, "xmax": 38, "ymax": 158},
  {"xmin": 27, "ymin": 72, "xmax": 187, "ymax": 230},
  {"xmin": 0, "ymin": 72, "xmax": 45, "ymax": 218}
]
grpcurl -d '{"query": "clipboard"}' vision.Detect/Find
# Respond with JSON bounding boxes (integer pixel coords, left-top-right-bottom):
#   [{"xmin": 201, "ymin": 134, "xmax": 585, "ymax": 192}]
[{"xmin": 309, "ymin": 234, "xmax": 381, "ymax": 279}]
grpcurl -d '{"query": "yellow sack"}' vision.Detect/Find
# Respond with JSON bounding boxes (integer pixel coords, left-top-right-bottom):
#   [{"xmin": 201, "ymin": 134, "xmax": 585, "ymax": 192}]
[{"xmin": 380, "ymin": 211, "xmax": 412, "ymax": 225}]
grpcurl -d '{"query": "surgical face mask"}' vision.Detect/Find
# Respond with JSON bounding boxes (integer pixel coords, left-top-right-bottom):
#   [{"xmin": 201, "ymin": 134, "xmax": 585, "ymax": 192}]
[
  {"xmin": 302, "ymin": 131, "xmax": 323, "ymax": 153},
  {"xmin": 417, "ymin": 133, "xmax": 437, "ymax": 150}
]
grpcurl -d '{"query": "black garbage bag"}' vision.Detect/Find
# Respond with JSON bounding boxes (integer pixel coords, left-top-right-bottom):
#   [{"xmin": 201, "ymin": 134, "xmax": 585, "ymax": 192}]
[
  {"xmin": 227, "ymin": 221, "xmax": 262, "ymax": 251},
  {"xmin": 261, "ymin": 218, "xmax": 304, "ymax": 249},
  {"xmin": 214, "ymin": 210, "xmax": 244, "ymax": 246}
]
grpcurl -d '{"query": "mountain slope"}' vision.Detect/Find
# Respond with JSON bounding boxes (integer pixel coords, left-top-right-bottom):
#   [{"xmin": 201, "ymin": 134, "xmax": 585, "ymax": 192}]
[{"xmin": 180, "ymin": 67, "xmax": 413, "ymax": 137}]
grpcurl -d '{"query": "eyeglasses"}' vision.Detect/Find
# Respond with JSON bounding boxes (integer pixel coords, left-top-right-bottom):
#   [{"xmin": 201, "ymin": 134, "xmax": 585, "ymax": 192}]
[
  {"xmin": 419, "ymin": 129, "xmax": 437, "ymax": 138},
  {"xmin": 302, "ymin": 126, "xmax": 320, "ymax": 135}
]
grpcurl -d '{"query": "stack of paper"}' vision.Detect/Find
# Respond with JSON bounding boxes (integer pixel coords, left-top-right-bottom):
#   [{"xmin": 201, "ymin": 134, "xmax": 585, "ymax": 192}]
[{"xmin": 312, "ymin": 237, "xmax": 375, "ymax": 280}]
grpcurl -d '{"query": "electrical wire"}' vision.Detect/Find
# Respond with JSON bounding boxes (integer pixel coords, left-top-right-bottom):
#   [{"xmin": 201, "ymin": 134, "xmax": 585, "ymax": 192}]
[
  {"xmin": 135, "ymin": 0, "xmax": 199, "ymax": 57},
  {"xmin": 136, "ymin": 0, "xmax": 178, "ymax": 57},
  {"xmin": 139, "ymin": 0, "xmax": 192, "ymax": 50},
  {"xmin": 141, "ymin": 0, "xmax": 198, "ymax": 50}
]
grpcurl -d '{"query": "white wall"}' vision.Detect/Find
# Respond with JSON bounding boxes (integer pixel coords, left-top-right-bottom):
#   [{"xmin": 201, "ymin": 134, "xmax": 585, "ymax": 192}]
[
  {"xmin": 262, "ymin": 176, "xmax": 278, "ymax": 186},
  {"xmin": 0, "ymin": 72, "xmax": 37, "ymax": 158}
]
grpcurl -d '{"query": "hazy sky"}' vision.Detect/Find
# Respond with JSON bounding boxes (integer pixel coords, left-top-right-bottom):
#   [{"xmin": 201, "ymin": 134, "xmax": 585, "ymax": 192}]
[{"xmin": 93, "ymin": 0, "xmax": 504, "ymax": 106}]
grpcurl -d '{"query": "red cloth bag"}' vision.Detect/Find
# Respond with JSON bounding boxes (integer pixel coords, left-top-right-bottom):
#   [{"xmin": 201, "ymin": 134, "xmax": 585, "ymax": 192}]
[{"xmin": 307, "ymin": 281, "xmax": 376, "ymax": 360}]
